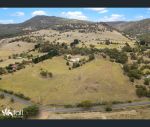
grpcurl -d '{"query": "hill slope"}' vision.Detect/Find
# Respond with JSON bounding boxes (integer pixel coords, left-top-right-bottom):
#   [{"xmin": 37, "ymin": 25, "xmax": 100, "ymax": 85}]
[
  {"xmin": 0, "ymin": 16, "xmax": 91, "ymax": 39},
  {"xmin": 106, "ymin": 19, "xmax": 150, "ymax": 37}
]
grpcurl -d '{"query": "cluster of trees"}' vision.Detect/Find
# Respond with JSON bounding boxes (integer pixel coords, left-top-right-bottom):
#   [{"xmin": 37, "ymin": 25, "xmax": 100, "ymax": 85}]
[
  {"xmin": 9, "ymin": 36, "xmax": 36, "ymax": 43},
  {"xmin": 138, "ymin": 33, "xmax": 150, "ymax": 46},
  {"xmin": 32, "ymin": 49, "xmax": 59, "ymax": 64},
  {"xmin": 123, "ymin": 63, "xmax": 142, "ymax": 82},
  {"xmin": 122, "ymin": 45, "xmax": 133, "ymax": 52},
  {"xmin": 103, "ymin": 48, "xmax": 128, "ymax": 64},
  {"xmin": 136, "ymin": 85, "xmax": 150, "ymax": 97},
  {"xmin": 140, "ymin": 65, "xmax": 150, "ymax": 71},
  {"xmin": 9, "ymin": 52, "xmax": 33, "ymax": 59}
]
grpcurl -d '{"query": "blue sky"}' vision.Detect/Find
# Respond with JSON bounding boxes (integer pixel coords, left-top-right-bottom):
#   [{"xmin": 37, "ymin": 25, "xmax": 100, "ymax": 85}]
[{"xmin": 0, "ymin": 8, "xmax": 150, "ymax": 24}]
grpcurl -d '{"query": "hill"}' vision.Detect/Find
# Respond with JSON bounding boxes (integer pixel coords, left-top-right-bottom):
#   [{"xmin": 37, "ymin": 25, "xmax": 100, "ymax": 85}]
[
  {"xmin": 106, "ymin": 19, "xmax": 150, "ymax": 37},
  {"xmin": 0, "ymin": 16, "xmax": 91, "ymax": 39},
  {"xmin": 0, "ymin": 15, "xmax": 129, "ymax": 40}
]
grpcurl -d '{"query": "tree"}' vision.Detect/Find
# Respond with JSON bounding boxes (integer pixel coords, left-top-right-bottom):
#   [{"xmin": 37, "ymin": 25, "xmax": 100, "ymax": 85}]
[
  {"xmin": 48, "ymin": 72, "xmax": 53, "ymax": 78},
  {"xmin": 144, "ymin": 78, "xmax": 150, "ymax": 85},
  {"xmin": 105, "ymin": 106, "xmax": 112, "ymax": 112},
  {"xmin": 136, "ymin": 87, "xmax": 147, "ymax": 97},
  {"xmin": 105, "ymin": 40, "xmax": 111, "ymax": 45},
  {"xmin": 23, "ymin": 105, "xmax": 39, "ymax": 119},
  {"xmin": 123, "ymin": 64, "xmax": 130, "ymax": 72},
  {"xmin": 88, "ymin": 54, "xmax": 95, "ymax": 61},
  {"xmin": 66, "ymin": 61, "xmax": 69, "ymax": 66}
]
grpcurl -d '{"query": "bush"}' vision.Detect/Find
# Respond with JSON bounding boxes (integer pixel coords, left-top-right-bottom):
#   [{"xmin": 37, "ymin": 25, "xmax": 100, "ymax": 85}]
[
  {"xmin": 105, "ymin": 106, "xmax": 112, "ymax": 112},
  {"xmin": 10, "ymin": 97, "xmax": 14, "ymax": 103},
  {"xmin": 23, "ymin": 105, "xmax": 39, "ymax": 119},
  {"xmin": 123, "ymin": 64, "xmax": 130, "ymax": 72},
  {"xmin": 136, "ymin": 87, "xmax": 147, "ymax": 97},
  {"xmin": 40, "ymin": 70, "xmax": 53, "ymax": 78},
  {"xmin": 88, "ymin": 54, "xmax": 95, "ymax": 61},
  {"xmin": 77, "ymin": 100, "xmax": 93, "ymax": 109},
  {"xmin": 0, "ymin": 94, "xmax": 5, "ymax": 99},
  {"xmin": 122, "ymin": 45, "xmax": 133, "ymax": 52},
  {"xmin": 103, "ymin": 48, "xmax": 128, "ymax": 64},
  {"xmin": 128, "ymin": 69, "xmax": 142, "ymax": 79},
  {"xmin": 64, "ymin": 104, "xmax": 73, "ymax": 108},
  {"xmin": 72, "ymin": 62, "xmax": 80, "ymax": 68},
  {"xmin": 144, "ymin": 78, "xmax": 150, "ymax": 85},
  {"xmin": 66, "ymin": 61, "xmax": 69, "ymax": 66},
  {"xmin": 48, "ymin": 72, "xmax": 53, "ymax": 78},
  {"xmin": 129, "ymin": 77, "xmax": 134, "ymax": 82}
]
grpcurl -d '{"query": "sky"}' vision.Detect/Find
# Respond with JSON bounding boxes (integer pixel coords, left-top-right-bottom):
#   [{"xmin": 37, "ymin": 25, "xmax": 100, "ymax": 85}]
[{"xmin": 0, "ymin": 8, "xmax": 150, "ymax": 24}]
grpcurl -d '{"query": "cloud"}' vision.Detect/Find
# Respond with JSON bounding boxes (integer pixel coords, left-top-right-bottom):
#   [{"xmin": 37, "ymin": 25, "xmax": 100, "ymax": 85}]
[
  {"xmin": 2, "ymin": 8, "xmax": 8, "ymax": 10},
  {"xmin": 148, "ymin": 8, "xmax": 150, "ymax": 10},
  {"xmin": 32, "ymin": 10, "xmax": 47, "ymax": 16},
  {"xmin": 86, "ymin": 8, "xmax": 108, "ymax": 13},
  {"xmin": 135, "ymin": 15, "xmax": 144, "ymax": 20},
  {"xmin": 0, "ymin": 20, "xmax": 14, "ymax": 24},
  {"xmin": 61, "ymin": 11, "xmax": 88, "ymax": 20},
  {"xmin": 99, "ymin": 14, "xmax": 125, "ymax": 22},
  {"xmin": 11, "ymin": 12, "xmax": 25, "ymax": 17}
]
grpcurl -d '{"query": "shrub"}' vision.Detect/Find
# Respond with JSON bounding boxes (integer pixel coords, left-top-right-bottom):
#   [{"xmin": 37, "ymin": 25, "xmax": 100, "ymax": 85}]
[
  {"xmin": 64, "ymin": 104, "xmax": 73, "ymax": 108},
  {"xmin": 144, "ymin": 78, "xmax": 150, "ymax": 85},
  {"xmin": 122, "ymin": 45, "xmax": 133, "ymax": 52},
  {"xmin": 88, "ymin": 54, "xmax": 95, "ymax": 61},
  {"xmin": 10, "ymin": 98, "xmax": 14, "ymax": 103},
  {"xmin": 72, "ymin": 62, "xmax": 80, "ymax": 68},
  {"xmin": 23, "ymin": 105, "xmax": 39, "ymax": 119},
  {"xmin": 0, "ymin": 94, "xmax": 5, "ymax": 99},
  {"xmin": 128, "ymin": 69, "xmax": 142, "ymax": 79},
  {"xmin": 123, "ymin": 64, "xmax": 130, "ymax": 72},
  {"xmin": 40, "ymin": 71, "xmax": 47, "ymax": 77},
  {"xmin": 48, "ymin": 72, "xmax": 53, "ymax": 78},
  {"xmin": 66, "ymin": 61, "xmax": 69, "ymax": 66},
  {"xmin": 136, "ymin": 87, "xmax": 147, "ymax": 97},
  {"xmin": 105, "ymin": 106, "xmax": 112, "ymax": 112},
  {"xmin": 129, "ymin": 77, "xmax": 134, "ymax": 82},
  {"xmin": 77, "ymin": 100, "xmax": 93, "ymax": 109},
  {"xmin": 105, "ymin": 40, "xmax": 111, "ymax": 45},
  {"xmin": 40, "ymin": 70, "xmax": 53, "ymax": 78}
]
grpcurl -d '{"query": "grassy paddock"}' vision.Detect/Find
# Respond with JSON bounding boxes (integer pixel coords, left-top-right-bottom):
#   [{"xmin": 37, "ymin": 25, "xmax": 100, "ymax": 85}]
[{"xmin": 0, "ymin": 56, "xmax": 137, "ymax": 105}]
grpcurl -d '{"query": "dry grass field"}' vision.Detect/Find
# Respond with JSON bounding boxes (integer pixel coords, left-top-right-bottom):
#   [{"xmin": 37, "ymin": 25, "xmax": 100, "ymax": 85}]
[
  {"xmin": 0, "ymin": 56, "xmax": 138, "ymax": 105},
  {"xmin": 0, "ymin": 98, "xmax": 26, "ymax": 111}
]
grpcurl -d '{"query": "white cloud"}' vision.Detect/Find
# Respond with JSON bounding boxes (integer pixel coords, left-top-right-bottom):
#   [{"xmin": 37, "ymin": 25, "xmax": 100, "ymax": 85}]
[
  {"xmin": 99, "ymin": 14, "xmax": 125, "ymax": 22},
  {"xmin": 86, "ymin": 8, "xmax": 108, "ymax": 13},
  {"xmin": 0, "ymin": 20, "xmax": 14, "ymax": 24},
  {"xmin": 61, "ymin": 11, "xmax": 88, "ymax": 20},
  {"xmin": 135, "ymin": 15, "xmax": 144, "ymax": 20},
  {"xmin": 2, "ymin": 8, "xmax": 8, "ymax": 10},
  {"xmin": 148, "ymin": 8, "xmax": 150, "ymax": 10},
  {"xmin": 32, "ymin": 10, "xmax": 47, "ymax": 16},
  {"xmin": 12, "ymin": 12, "xmax": 25, "ymax": 17}
]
